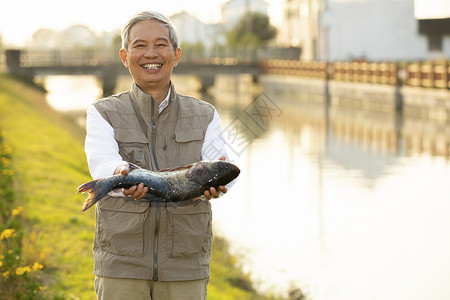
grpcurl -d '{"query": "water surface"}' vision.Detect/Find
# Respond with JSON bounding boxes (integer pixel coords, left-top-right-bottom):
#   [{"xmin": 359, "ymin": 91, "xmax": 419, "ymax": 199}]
[{"xmin": 44, "ymin": 74, "xmax": 450, "ymax": 299}]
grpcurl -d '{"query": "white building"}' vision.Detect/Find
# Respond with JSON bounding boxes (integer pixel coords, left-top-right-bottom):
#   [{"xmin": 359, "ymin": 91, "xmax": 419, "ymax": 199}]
[
  {"xmin": 221, "ymin": 0, "xmax": 269, "ymax": 29},
  {"xmin": 277, "ymin": 0, "xmax": 324, "ymax": 60},
  {"xmin": 29, "ymin": 28, "xmax": 58, "ymax": 49},
  {"xmin": 170, "ymin": 11, "xmax": 223, "ymax": 48},
  {"xmin": 278, "ymin": 0, "xmax": 450, "ymax": 61},
  {"xmin": 58, "ymin": 25, "xmax": 97, "ymax": 49},
  {"xmin": 29, "ymin": 25, "xmax": 116, "ymax": 50},
  {"xmin": 325, "ymin": 0, "xmax": 450, "ymax": 61}
]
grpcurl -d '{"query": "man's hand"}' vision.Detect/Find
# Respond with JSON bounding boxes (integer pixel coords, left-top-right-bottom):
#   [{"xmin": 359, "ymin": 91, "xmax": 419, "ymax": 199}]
[
  {"xmin": 114, "ymin": 163, "xmax": 148, "ymax": 200},
  {"xmin": 202, "ymin": 156, "xmax": 228, "ymax": 200}
]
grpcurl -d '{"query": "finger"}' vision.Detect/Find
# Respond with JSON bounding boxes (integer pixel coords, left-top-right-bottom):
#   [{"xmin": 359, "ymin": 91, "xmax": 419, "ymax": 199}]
[
  {"xmin": 218, "ymin": 185, "xmax": 227, "ymax": 194},
  {"xmin": 203, "ymin": 190, "xmax": 212, "ymax": 200},
  {"xmin": 118, "ymin": 163, "xmax": 130, "ymax": 176},
  {"xmin": 138, "ymin": 184, "xmax": 149, "ymax": 200},
  {"xmin": 209, "ymin": 187, "xmax": 219, "ymax": 198},
  {"xmin": 114, "ymin": 163, "xmax": 129, "ymax": 175},
  {"xmin": 114, "ymin": 163, "xmax": 130, "ymax": 176},
  {"xmin": 133, "ymin": 184, "xmax": 148, "ymax": 200},
  {"xmin": 123, "ymin": 185, "xmax": 137, "ymax": 196},
  {"xmin": 218, "ymin": 156, "xmax": 226, "ymax": 161}
]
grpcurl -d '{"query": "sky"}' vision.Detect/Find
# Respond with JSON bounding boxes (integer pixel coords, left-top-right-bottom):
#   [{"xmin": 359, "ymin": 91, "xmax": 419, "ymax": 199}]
[{"xmin": 0, "ymin": 0, "xmax": 283, "ymax": 47}]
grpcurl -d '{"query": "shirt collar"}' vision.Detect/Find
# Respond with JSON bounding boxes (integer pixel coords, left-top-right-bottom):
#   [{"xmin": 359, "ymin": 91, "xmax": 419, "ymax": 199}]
[
  {"xmin": 159, "ymin": 89, "xmax": 170, "ymax": 114},
  {"xmin": 131, "ymin": 82, "xmax": 171, "ymax": 115}
]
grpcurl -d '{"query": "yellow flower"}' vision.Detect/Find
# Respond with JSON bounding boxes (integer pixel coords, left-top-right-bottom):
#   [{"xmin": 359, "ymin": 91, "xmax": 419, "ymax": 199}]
[
  {"xmin": 2, "ymin": 169, "xmax": 14, "ymax": 176},
  {"xmin": 1, "ymin": 157, "xmax": 11, "ymax": 167},
  {"xmin": 1, "ymin": 143, "xmax": 12, "ymax": 154},
  {"xmin": 32, "ymin": 262, "xmax": 44, "ymax": 271},
  {"xmin": 15, "ymin": 268, "xmax": 26, "ymax": 276},
  {"xmin": 0, "ymin": 261, "xmax": 2, "ymax": 267},
  {"xmin": 15, "ymin": 266, "xmax": 31, "ymax": 276},
  {"xmin": 11, "ymin": 206, "xmax": 24, "ymax": 216},
  {"xmin": 0, "ymin": 228, "xmax": 16, "ymax": 240},
  {"xmin": 2, "ymin": 271, "xmax": 10, "ymax": 277}
]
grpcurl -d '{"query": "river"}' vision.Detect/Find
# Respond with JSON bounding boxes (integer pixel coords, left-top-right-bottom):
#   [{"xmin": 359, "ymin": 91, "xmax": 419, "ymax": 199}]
[{"xmin": 42, "ymin": 74, "xmax": 450, "ymax": 300}]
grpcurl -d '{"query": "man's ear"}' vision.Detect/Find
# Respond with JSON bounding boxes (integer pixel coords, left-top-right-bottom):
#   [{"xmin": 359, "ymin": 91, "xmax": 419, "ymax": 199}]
[
  {"xmin": 119, "ymin": 49, "xmax": 129, "ymax": 68},
  {"xmin": 173, "ymin": 48, "xmax": 182, "ymax": 67}
]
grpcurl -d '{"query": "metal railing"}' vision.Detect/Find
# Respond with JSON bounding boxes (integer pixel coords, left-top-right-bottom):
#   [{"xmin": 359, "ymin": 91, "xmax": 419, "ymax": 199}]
[
  {"xmin": 332, "ymin": 61, "xmax": 398, "ymax": 85},
  {"xmin": 18, "ymin": 49, "xmax": 118, "ymax": 67},
  {"xmin": 259, "ymin": 59, "xmax": 328, "ymax": 79},
  {"xmin": 15, "ymin": 46, "xmax": 301, "ymax": 68},
  {"xmin": 260, "ymin": 58, "xmax": 450, "ymax": 89},
  {"xmin": 5, "ymin": 48, "xmax": 450, "ymax": 90},
  {"xmin": 405, "ymin": 61, "xmax": 449, "ymax": 89}
]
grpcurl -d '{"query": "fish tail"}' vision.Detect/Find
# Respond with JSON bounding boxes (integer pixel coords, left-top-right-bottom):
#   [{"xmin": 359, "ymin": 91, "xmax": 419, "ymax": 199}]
[{"xmin": 77, "ymin": 179, "xmax": 101, "ymax": 212}]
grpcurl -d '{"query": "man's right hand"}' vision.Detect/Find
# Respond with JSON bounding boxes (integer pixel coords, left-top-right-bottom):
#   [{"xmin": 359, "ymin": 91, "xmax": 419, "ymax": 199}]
[{"xmin": 114, "ymin": 163, "xmax": 148, "ymax": 200}]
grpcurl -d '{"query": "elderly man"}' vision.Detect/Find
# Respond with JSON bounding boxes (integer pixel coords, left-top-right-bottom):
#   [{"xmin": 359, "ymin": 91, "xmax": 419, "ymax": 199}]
[{"xmin": 84, "ymin": 11, "xmax": 228, "ymax": 300}]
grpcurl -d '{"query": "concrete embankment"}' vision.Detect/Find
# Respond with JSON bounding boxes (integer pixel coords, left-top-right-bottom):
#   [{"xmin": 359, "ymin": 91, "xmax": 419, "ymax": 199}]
[{"xmin": 259, "ymin": 74, "xmax": 450, "ymax": 121}]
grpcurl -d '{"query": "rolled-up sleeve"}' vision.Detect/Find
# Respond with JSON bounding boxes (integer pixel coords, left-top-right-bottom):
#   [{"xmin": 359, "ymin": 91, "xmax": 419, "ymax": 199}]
[
  {"xmin": 85, "ymin": 105, "xmax": 127, "ymax": 179},
  {"xmin": 202, "ymin": 109, "xmax": 237, "ymax": 192},
  {"xmin": 202, "ymin": 109, "xmax": 228, "ymax": 161}
]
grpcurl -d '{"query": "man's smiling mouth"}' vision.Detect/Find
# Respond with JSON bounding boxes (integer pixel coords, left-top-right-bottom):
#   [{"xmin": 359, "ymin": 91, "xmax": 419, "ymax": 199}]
[{"xmin": 141, "ymin": 63, "xmax": 162, "ymax": 70}]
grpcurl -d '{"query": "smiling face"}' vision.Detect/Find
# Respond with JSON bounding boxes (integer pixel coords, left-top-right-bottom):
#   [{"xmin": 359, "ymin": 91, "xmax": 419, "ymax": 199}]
[{"xmin": 119, "ymin": 19, "xmax": 181, "ymax": 99}]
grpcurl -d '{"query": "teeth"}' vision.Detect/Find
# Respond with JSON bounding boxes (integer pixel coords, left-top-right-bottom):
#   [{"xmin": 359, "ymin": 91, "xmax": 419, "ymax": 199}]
[{"xmin": 142, "ymin": 64, "xmax": 162, "ymax": 69}]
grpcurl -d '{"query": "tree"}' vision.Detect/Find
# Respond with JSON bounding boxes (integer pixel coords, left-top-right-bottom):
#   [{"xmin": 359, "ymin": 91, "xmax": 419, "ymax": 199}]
[{"xmin": 226, "ymin": 12, "xmax": 277, "ymax": 47}]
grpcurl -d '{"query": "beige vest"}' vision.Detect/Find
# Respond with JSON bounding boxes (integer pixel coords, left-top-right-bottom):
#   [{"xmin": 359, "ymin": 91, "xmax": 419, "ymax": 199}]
[{"xmin": 92, "ymin": 83, "xmax": 215, "ymax": 281}]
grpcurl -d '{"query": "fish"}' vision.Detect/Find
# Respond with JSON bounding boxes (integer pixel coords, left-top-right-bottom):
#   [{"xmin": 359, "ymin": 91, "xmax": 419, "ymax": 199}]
[{"xmin": 77, "ymin": 160, "xmax": 240, "ymax": 212}]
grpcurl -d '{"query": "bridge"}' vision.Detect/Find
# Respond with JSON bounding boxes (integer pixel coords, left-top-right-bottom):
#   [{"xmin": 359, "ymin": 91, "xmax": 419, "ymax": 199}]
[
  {"xmin": 5, "ymin": 48, "xmax": 280, "ymax": 95},
  {"xmin": 6, "ymin": 47, "xmax": 449, "ymax": 106}
]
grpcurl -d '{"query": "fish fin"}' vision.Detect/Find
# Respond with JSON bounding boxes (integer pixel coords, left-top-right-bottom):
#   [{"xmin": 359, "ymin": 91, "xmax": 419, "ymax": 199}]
[
  {"xmin": 77, "ymin": 179, "xmax": 101, "ymax": 212},
  {"xmin": 158, "ymin": 163, "xmax": 193, "ymax": 172},
  {"xmin": 128, "ymin": 162, "xmax": 141, "ymax": 172}
]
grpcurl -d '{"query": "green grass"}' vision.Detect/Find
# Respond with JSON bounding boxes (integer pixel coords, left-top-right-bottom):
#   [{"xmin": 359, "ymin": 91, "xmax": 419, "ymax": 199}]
[
  {"xmin": 0, "ymin": 74, "xmax": 95, "ymax": 299},
  {"xmin": 0, "ymin": 74, "xmax": 283, "ymax": 299}
]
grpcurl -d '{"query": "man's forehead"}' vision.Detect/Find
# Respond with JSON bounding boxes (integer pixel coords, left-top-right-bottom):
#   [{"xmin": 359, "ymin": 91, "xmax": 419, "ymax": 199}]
[
  {"xmin": 130, "ymin": 19, "xmax": 169, "ymax": 36},
  {"xmin": 129, "ymin": 22, "xmax": 171, "ymax": 45}
]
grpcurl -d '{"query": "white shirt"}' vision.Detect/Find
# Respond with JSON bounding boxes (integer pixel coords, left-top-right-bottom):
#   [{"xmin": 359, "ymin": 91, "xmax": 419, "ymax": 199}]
[{"xmin": 85, "ymin": 90, "xmax": 227, "ymax": 180}]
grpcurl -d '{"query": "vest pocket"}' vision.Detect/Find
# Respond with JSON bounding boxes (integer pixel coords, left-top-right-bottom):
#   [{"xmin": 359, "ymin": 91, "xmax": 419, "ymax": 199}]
[
  {"xmin": 166, "ymin": 202, "xmax": 212, "ymax": 258},
  {"xmin": 96, "ymin": 196, "xmax": 150, "ymax": 257},
  {"xmin": 175, "ymin": 130, "xmax": 204, "ymax": 164},
  {"xmin": 115, "ymin": 129, "xmax": 149, "ymax": 167}
]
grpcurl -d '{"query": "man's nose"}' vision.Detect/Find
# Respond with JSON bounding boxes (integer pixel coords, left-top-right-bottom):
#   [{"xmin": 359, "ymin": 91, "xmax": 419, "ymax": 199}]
[{"xmin": 144, "ymin": 46, "xmax": 158, "ymax": 57}]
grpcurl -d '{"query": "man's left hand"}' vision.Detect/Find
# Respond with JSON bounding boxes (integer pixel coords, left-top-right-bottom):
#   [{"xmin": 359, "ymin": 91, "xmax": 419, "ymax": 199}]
[{"xmin": 201, "ymin": 156, "xmax": 228, "ymax": 200}]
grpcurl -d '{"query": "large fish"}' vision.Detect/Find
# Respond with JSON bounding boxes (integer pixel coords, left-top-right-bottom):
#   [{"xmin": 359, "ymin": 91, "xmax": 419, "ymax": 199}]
[{"xmin": 77, "ymin": 160, "xmax": 240, "ymax": 212}]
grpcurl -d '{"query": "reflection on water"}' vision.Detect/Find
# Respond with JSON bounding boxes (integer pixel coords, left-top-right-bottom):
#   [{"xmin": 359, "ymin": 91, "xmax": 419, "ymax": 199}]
[
  {"xmin": 41, "ymin": 75, "xmax": 103, "ymax": 112},
  {"xmin": 43, "ymin": 74, "xmax": 450, "ymax": 299}
]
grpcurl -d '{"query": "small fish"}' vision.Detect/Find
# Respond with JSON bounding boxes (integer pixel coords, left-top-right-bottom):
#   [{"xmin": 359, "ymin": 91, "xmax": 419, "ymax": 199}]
[{"xmin": 77, "ymin": 160, "xmax": 240, "ymax": 212}]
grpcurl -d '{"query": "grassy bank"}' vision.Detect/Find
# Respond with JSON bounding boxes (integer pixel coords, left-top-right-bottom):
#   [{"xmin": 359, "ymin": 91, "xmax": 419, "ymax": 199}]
[{"xmin": 0, "ymin": 74, "xmax": 279, "ymax": 299}]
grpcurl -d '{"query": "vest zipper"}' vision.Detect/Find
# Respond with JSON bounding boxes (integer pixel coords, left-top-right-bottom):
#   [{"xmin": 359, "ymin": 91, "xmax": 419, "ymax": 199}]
[
  {"xmin": 151, "ymin": 98, "xmax": 160, "ymax": 170},
  {"xmin": 150, "ymin": 97, "xmax": 160, "ymax": 281},
  {"xmin": 153, "ymin": 202, "xmax": 161, "ymax": 281}
]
